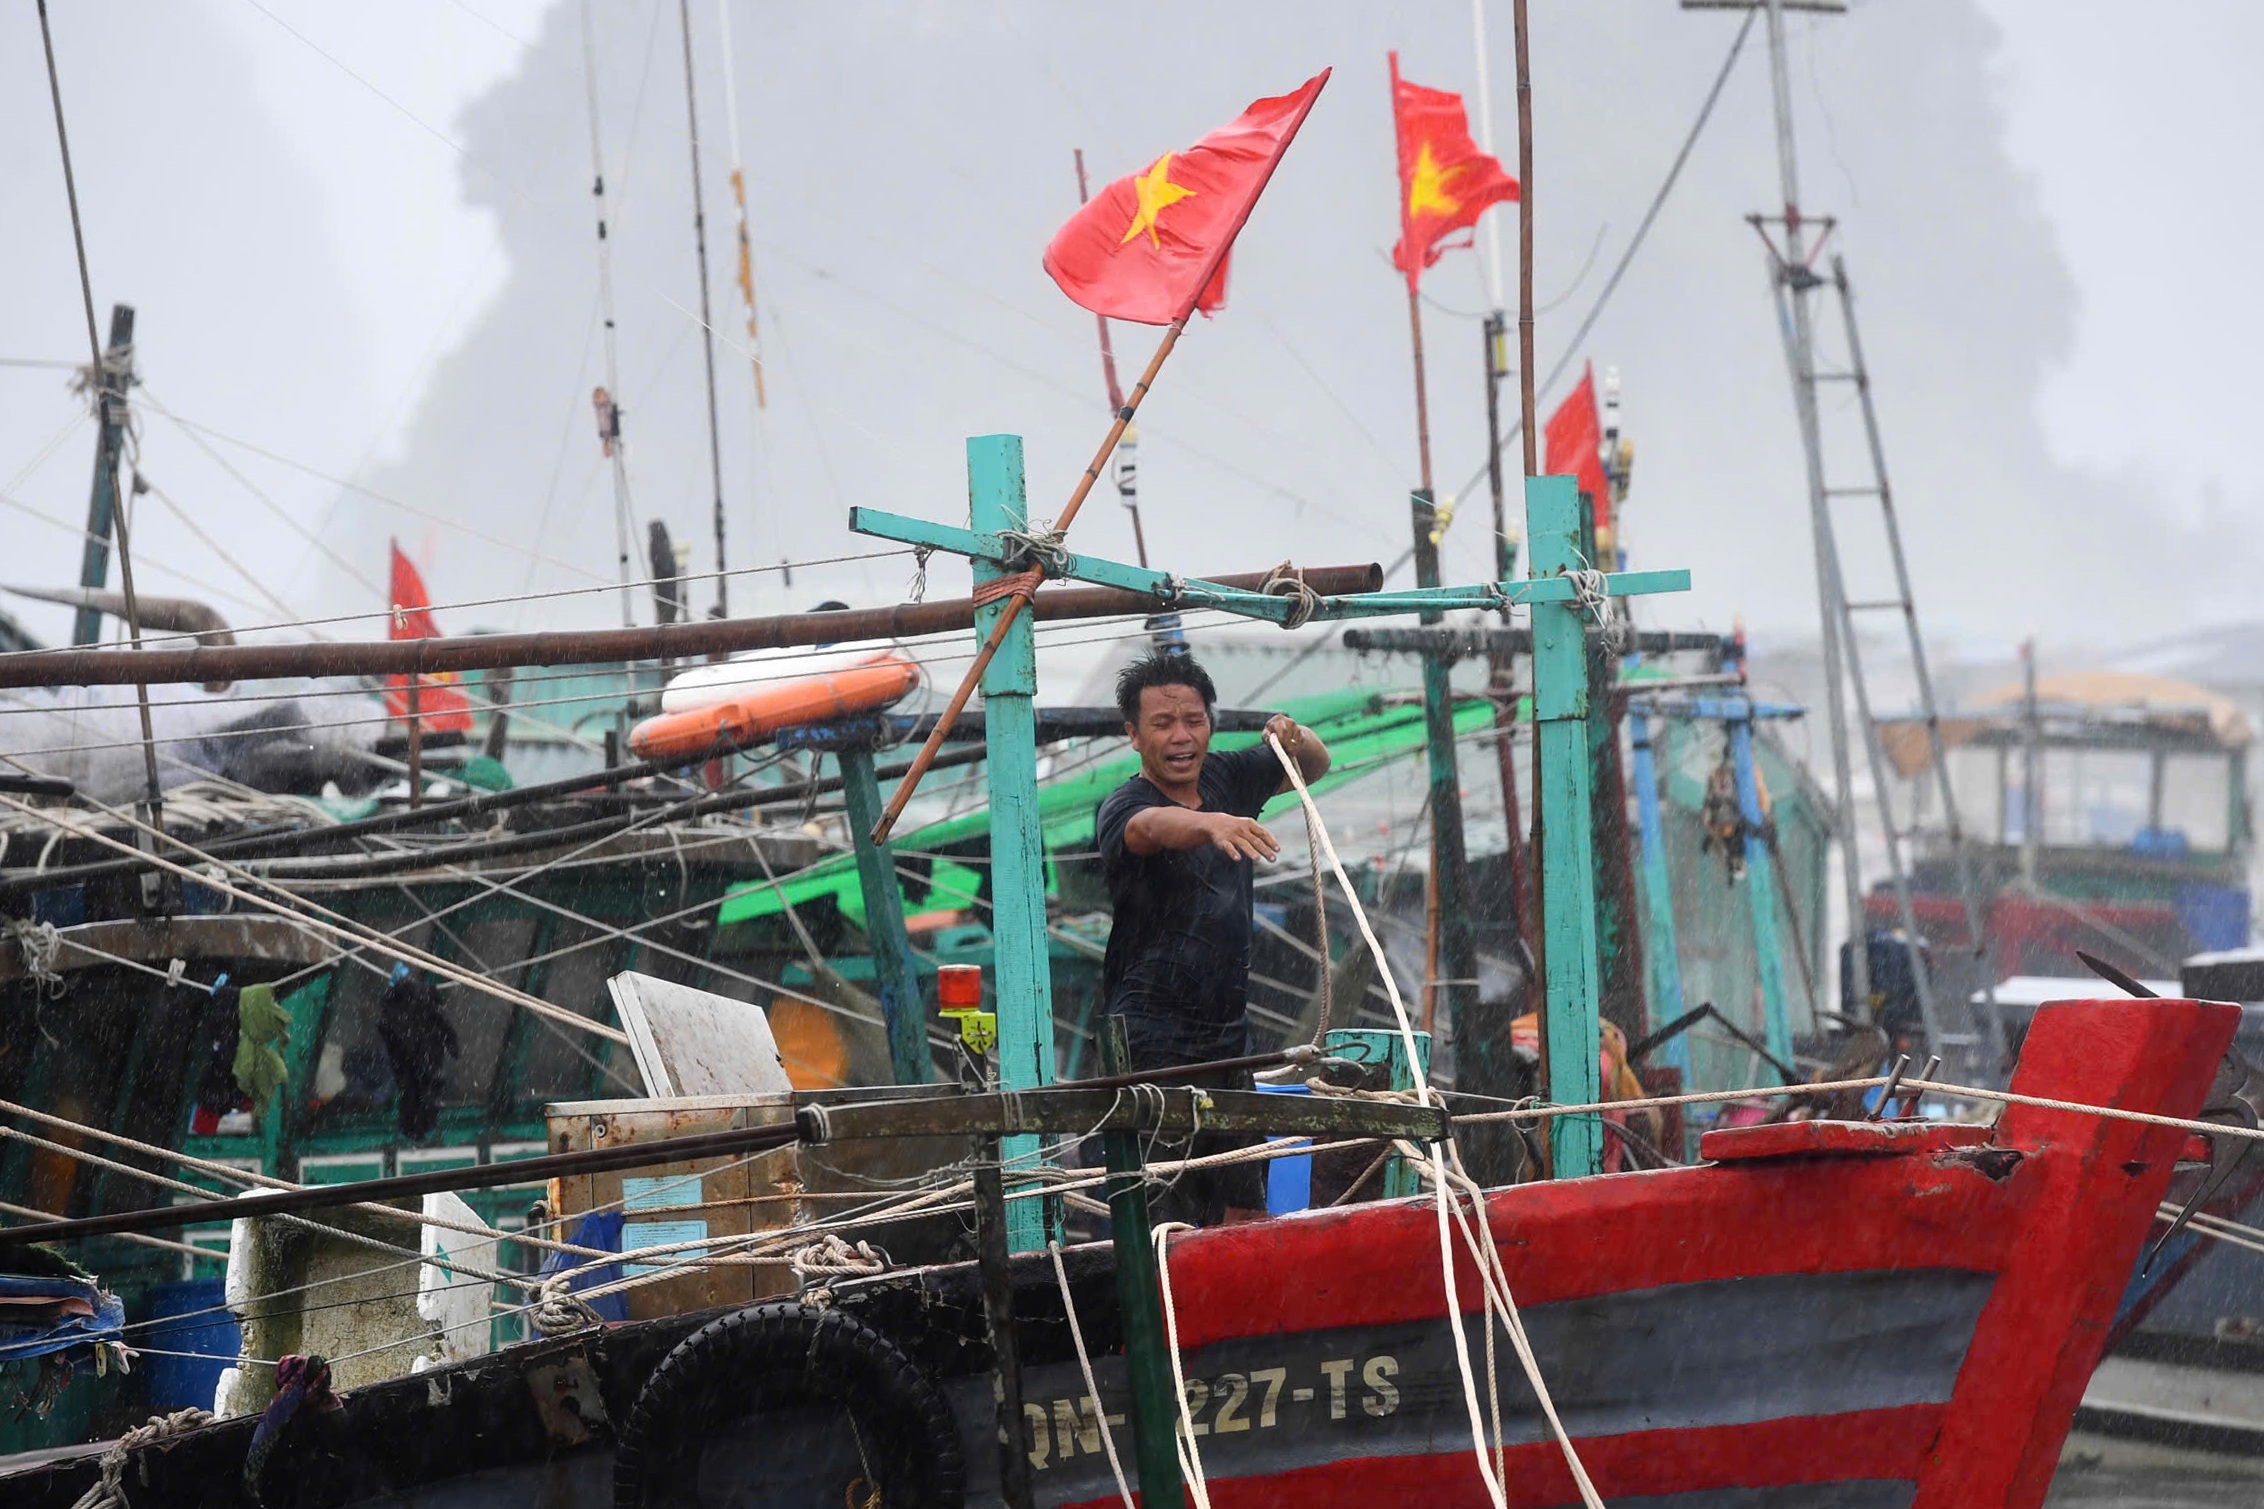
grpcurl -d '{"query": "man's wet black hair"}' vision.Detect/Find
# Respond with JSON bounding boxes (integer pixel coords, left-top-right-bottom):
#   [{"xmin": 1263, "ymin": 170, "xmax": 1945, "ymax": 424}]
[{"xmin": 1116, "ymin": 650, "xmax": 1217, "ymax": 725}]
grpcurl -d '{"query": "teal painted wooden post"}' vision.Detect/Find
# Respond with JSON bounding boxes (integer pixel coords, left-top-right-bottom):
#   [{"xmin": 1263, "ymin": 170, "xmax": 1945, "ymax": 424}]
[
  {"xmin": 968, "ymin": 434, "xmax": 1056, "ymax": 1251},
  {"xmin": 1728, "ymin": 709, "xmax": 1794, "ymax": 1079},
  {"xmin": 1626, "ymin": 708, "xmax": 1690, "ymax": 1079},
  {"xmin": 838, "ymin": 746, "xmax": 933, "ymax": 1086},
  {"xmin": 1524, "ymin": 475, "xmax": 1605, "ymax": 1176}
]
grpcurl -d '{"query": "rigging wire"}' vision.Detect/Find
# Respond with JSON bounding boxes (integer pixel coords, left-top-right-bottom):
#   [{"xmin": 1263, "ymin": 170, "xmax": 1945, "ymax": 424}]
[
  {"xmin": 36, "ymin": 0, "xmax": 166, "ymax": 827},
  {"xmin": 142, "ymin": 394, "xmax": 611, "ymax": 590},
  {"xmin": 0, "ymin": 783, "xmax": 628, "ymax": 1046},
  {"xmin": 0, "ymin": 489, "xmax": 266, "ymax": 623}
]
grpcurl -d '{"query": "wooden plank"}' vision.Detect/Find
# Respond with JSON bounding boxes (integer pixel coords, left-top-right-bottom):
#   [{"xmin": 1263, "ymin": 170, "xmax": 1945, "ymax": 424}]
[
  {"xmin": 605, "ymin": 972, "xmax": 790, "ymax": 1099},
  {"xmin": 799, "ymin": 1088, "xmax": 1449, "ymax": 1143}
]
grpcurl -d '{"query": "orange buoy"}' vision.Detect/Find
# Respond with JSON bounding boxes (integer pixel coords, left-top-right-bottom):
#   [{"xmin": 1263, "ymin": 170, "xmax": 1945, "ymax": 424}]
[{"xmin": 627, "ymin": 650, "xmax": 920, "ymax": 760}]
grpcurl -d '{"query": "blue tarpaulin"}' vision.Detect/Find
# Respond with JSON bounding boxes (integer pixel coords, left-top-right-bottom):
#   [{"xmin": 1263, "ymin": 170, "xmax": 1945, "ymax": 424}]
[{"xmin": 0, "ymin": 1271, "xmax": 124, "ymax": 1365}]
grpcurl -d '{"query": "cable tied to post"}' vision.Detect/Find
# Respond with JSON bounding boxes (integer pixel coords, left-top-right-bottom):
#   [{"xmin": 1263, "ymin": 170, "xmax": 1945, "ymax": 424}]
[
  {"xmin": 1562, "ymin": 554, "xmax": 1626, "ymax": 654},
  {"xmin": 904, "ymin": 545, "xmax": 932, "ymax": 605},
  {"xmin": 1258, "ymin": 561, "xmax": 1322, "ymax": 631}
]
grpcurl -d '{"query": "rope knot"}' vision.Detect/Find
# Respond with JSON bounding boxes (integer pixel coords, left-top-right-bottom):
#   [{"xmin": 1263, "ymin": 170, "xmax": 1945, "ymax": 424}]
[
  {"xmin": 71, "ymin": 1407, "xmax": 212, "ymax": 1509},
  {"xmin": 530, "ymin": 1276, "xmax": 605, "ymax": 1338},
  {"xmin": 7, "ymin": 917, "xmax": 66, "ymax": 999},
  {"xmin": 790, "ymin": 1233, "xmax": 889, "ymax": 1289},
  {"xmin": 996, "ymin": 521, "xmax": 1072, "ymax": 578},
  {"xmin": 1561, "ymin": 563, "xmax": 1628, "ymax": 653},
  {"xmin": 1258, "ymin": 562, "xmax": 1322, "ymax": 631}
]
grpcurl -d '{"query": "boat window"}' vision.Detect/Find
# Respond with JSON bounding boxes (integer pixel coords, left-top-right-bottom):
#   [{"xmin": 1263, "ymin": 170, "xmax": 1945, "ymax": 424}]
[
  {"xmin": 1943, "ymin": 747, "xmax": 2002, "ymax": 843},
  {"xmin": 2041, "ymin": 748, "xmax": 2151, "ymax": 848},
  {"xmin": 437, "ymin": 914, "xmax": 541, "ymax": 1107},
  {"xmin": 307, "ymin": 922, "xmax": 434, "ymax": 1123},
  {"xmin": 2159, "ymin": 752, "xmax": 2233, "ymax": 852},
  {"xmin": 518, "ymin": 922, "xmax": 633, "ymax": 1103}
]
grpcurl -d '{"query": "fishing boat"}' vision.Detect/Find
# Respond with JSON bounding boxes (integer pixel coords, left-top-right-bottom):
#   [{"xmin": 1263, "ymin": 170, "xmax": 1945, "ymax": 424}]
[
  {"xmin": 0, "ymin": 990, "xmax": 2232, "ymax": 1508},
  {"xmin": 1871, "ymin": 669, "xmax": 2254, "ymax": 1017},
  {"xmin": 5, "ymin": 2, "xmax": 2247, "ymax": 1501},
  {"xmin": 0, "ymin": 427, "xmax": 2244, "ymax": 1507}
]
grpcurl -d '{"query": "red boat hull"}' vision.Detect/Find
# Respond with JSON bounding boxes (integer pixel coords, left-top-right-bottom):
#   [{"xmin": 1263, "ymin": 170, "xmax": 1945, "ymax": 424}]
[{"xmin": 963, "ymin": 998, "xmax": 2233, "ymax": 1509}]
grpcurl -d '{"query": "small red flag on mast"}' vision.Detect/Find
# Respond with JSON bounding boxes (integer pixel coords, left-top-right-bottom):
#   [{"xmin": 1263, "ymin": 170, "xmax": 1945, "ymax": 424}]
[
  {"xmin": 383, "ymin": 542, "xmax": 473, "ymax": 733},
  {"xmin": 1544, "ymin": 364, "xmax": 1613, "ymax": 540},
  {"xmin": 1389, "ymin": 53, "xmax": 1520, "ymax": 291},
  {"xmin": 1043, "ymin": 71, "xmax": 1330, "ymax": 326}
]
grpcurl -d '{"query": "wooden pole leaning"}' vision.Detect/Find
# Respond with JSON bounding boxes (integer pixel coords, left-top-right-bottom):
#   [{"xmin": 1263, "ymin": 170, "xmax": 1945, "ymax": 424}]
[{"xmin": 868, "ymin": 317, "xmax": 1188, "ymax": 844}]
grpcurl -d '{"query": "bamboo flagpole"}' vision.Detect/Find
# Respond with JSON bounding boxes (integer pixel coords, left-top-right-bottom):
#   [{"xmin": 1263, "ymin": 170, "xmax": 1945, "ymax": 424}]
[
  {"xmin": 867, "ymin": 321, "xmax": 1185, "ymax": 843},
  {"xmin": 870, "ymin": 71, "xmax": 1332, "ymax": 843}
]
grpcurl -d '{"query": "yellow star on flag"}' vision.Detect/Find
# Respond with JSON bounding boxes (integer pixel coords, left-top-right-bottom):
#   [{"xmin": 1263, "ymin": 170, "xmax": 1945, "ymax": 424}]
[
  {"xmin": 1119, "ymin": 152, "xmax": 1196, "ymax": 248},
  {"xmin": 1406, "ymin": 141, "xmax": 1466, "ymax": 219}
]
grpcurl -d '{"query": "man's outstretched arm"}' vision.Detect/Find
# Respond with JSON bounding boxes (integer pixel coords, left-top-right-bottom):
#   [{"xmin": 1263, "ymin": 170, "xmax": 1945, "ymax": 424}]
[{"xmin": 1124, "ymin": 806, "xmax": 1280, "ymax": 861}]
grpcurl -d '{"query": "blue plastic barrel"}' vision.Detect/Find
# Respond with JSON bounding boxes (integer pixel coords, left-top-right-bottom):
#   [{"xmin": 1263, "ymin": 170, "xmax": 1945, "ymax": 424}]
[
  {"xmin": 1256, "ymin": 1082, "xmax": 1314, "ymax": 1215},
  {"xmin": 141, "ymin": 1280, "xmax": 240, "ymax": 1412}
]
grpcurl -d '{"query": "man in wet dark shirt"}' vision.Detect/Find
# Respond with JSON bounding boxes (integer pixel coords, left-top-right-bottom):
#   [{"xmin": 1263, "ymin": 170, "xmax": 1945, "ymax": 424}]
[{"xmin": 1095, "ymin": 651, "xmax": 1330, "ymax": 1223}]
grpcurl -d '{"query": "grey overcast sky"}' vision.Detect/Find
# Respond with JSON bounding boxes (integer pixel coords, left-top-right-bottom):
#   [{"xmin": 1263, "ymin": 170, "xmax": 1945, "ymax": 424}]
[{"xmin": 1, "ymin": 1, "xmax": 2256, "ymax": 665}]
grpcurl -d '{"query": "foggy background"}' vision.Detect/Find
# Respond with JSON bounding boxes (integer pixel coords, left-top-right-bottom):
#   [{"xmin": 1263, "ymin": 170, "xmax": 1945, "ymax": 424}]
[{"xmin": 0, "ymin": 0, "xmax": 2256, "ymax": 684}]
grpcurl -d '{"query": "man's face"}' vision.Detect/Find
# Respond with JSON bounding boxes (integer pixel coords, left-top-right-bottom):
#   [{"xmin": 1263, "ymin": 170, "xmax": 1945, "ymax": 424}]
[{"xmin": 1127, "ymin": 683, "xmax": 1214, "ymax": 790}]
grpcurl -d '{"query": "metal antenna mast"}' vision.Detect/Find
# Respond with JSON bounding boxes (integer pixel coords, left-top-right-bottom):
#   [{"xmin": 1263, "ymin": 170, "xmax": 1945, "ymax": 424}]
[
  {"xmin": 677, "ymin": 0, "xmax": 730, "ymax": 618},
  {"xmin": 1689, "ymin": 0, "xmax": 2004, "ymax": 1073},
  {"xmin": 580, "ymin": 0, "xmax": 638, "ymax": 628}
]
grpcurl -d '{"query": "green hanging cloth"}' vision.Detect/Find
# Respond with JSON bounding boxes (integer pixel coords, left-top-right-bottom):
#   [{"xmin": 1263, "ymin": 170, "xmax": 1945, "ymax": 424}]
[{"xmin": 231, "ymin": 983, "xmax": 290, "ymax": 1118}]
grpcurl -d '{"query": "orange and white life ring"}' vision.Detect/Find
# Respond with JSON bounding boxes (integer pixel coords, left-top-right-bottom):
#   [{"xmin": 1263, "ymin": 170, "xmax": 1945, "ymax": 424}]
[{"xmin": 628, "ymin": 648, "xmax": 920, "ymax": 761}]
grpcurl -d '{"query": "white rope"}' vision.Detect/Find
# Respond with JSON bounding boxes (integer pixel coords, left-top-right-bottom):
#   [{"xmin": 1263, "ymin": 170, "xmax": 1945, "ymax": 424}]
[
  {"xmin": 1049, "ymin": 1241, "xmax": 1135, "ymax": 1509},
  {"xmin": 789, "ymin": 1232, "xmax": 888, "ymax": 1305},
  {"xmin": 529, "ymin": 1275, "xmax": 605, "ymax": 1338},
  {"xmin": 6, "ymin": 916, "xmax": 65, "ymax": 997},
  {"xmin": 1563, "ymin": 565, "xmax": 1627, "ymax": 653},
  {"xmin": 1151, "ymin": 1220, "xmax": 1214, "ymax": 1509},
  {"xmin": 1267, "ymin": 733, "xmax": 1603, "ymax": 1509},
  {"xmin": 69, "ymin": 1407, "xmax": 212, "ymax": 1509},
  {"xmin": 1258, "ymin": 561, "xmax": 1323, "ymax": 631}
]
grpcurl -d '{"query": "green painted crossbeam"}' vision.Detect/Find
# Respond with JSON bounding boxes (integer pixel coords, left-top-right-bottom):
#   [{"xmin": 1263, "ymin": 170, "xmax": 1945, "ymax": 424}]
[{"xmin": 848, "ymin": 506, "xmax": 1685, "ymax": 624}]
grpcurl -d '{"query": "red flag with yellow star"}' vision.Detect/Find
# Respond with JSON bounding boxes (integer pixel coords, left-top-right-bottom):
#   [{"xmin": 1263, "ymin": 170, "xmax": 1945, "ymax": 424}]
[
  {"xmin": 382, "ymin": 541, "xmax": 474, "ymax": 733},
  {"xmin": 1044, "ymin": 71, "xmax": 1330, "ymax": 327},
  {"xmin": 1390, "ymin": 54, "xmax": 1519, "ymax": 290}
]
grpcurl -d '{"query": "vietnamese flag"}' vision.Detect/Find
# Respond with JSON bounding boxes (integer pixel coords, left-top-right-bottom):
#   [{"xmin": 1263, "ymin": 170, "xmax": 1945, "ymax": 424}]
[
  {"xmin": 1390, "ymin": 53, "xmax": 1519, "ymax": 290},
  {"xmin": 1544, "ymin": 364, "xmax": 1613, "ymax": 539},
  {"xmin": 1044, "ymin": 71, "xmax": 1330, "ymax": 327},
  {"xmin": 383, "ymin": 541, "xmax": 473, "ymax": 733}
]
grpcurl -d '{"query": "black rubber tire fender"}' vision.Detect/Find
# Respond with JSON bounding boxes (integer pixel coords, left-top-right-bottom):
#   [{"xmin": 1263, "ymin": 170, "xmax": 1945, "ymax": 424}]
[{"xmin": 612, "ymin": 1300, "xmax": 966, "ymax": 1509}]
